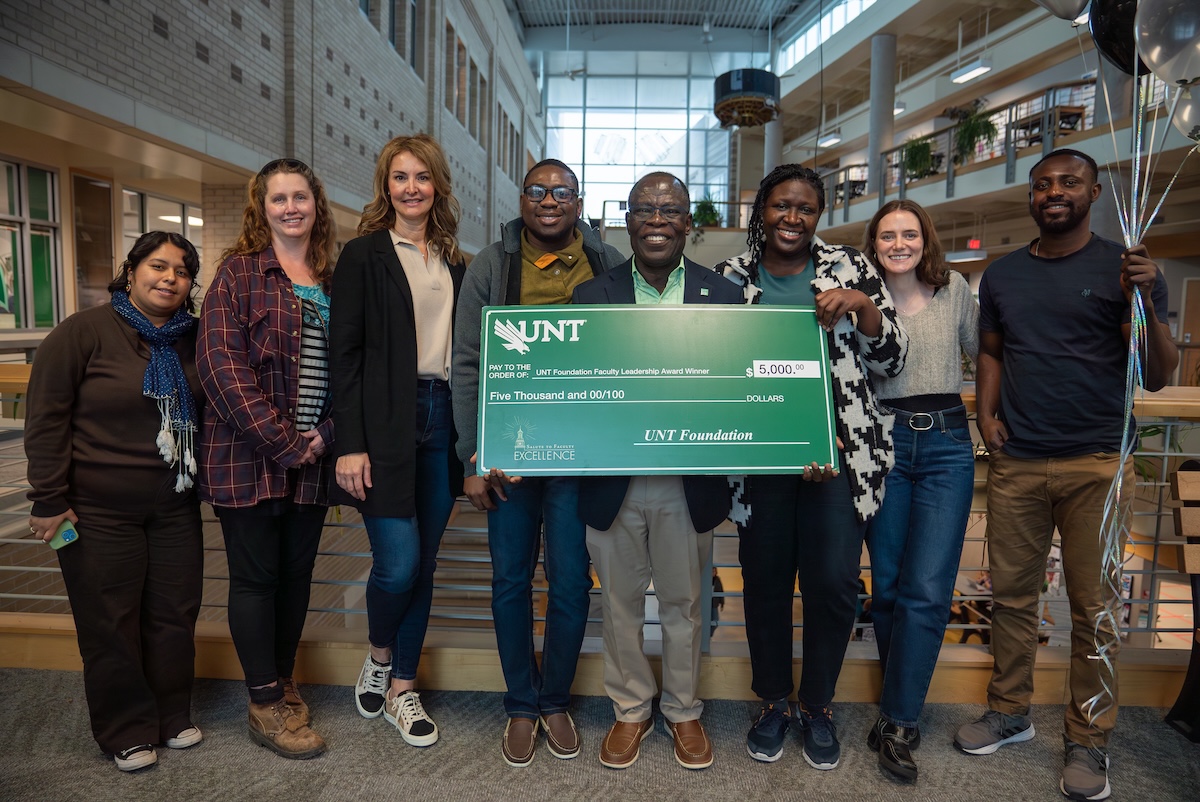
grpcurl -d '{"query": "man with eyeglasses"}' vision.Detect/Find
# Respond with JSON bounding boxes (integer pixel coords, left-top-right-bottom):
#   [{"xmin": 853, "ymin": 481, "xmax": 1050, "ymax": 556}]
[
  {"xmin": 570, "ymin": 172, "xmax": 742, "ymax": 771},
  {"xmin": 452, "ymin": 158, "xmax": 625, "ymax": 768}
]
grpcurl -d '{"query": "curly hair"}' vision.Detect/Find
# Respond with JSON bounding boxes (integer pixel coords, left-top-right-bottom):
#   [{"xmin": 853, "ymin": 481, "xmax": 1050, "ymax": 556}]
[
  {"xmin": 220, "ymin": 159, "xmax": 337, "ymax": 288},
  {"xmin": 108, "ymin": 230, "xmax": 202, "ymax": 313},
  {"xmin": 745, "ymin": 164, "xmax": 826, "ymax": 275},
  {"xmin": 861, "ymin": 199, "xmax": 949, "ymax": 289},
  {"xmin": 357, "ymin": 134, "xmax": 462, "ymax": 266}
]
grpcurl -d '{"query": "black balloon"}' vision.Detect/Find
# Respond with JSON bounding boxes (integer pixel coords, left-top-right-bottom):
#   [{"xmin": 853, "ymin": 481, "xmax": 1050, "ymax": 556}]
[{"xmin": 1090, "ymin": 0, "xmax": 1149, "ymax": 76}]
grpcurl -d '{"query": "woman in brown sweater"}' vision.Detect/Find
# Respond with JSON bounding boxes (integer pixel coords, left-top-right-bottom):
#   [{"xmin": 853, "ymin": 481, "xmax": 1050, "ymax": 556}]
[{"xmin": 25, "ymin": 231, "xmax": 204, "ymax": 772}]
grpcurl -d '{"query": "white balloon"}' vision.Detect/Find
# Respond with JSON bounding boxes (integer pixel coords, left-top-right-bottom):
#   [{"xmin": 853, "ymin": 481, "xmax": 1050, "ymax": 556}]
[
  {"xmin": 1031, "ymin": 0, "xmax": 1090, "ymax": 21},
  {"xmin": 1174, "ymin": 90, "xmax": 1200, "ymax": 144},
  {"xmin": 1136, "ymin": 0, "xmax": 1200, "ymax": 88}
]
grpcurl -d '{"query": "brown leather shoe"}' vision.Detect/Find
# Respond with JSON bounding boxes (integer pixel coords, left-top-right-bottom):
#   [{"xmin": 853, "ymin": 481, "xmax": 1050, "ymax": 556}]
[
  {"xmin": 248, "ymin": 698, "xmax": 326, "ymax": 760},
  {"xmin": 667, "ymin": 718, "xmax": 713, "ymax": 769},
  {"xmin": 599, "ymin": 719, "xmax": 653, "ymax": 769},
  {"xmin": 501, "ymin": 717, "xmax": 539, "ymax": 767},
  {"xmin": 280, "ymin": 677, "xmax": 310, "ymax": 725},
  {"xmin": 539, "ymin": 712, "xmax": 580, "ymax": 759}
]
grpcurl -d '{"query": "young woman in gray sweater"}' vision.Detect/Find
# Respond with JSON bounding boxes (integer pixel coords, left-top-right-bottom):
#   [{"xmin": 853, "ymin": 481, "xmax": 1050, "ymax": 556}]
[{"xmin": 862, "ymin": 199, "xmax": 979, "ymax": 782}]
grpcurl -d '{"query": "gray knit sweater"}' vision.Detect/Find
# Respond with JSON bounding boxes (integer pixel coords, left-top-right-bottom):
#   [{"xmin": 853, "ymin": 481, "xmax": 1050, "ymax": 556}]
[{"xmin": 874, "ymin": 270, "xmax": 979, "ymax": 402}]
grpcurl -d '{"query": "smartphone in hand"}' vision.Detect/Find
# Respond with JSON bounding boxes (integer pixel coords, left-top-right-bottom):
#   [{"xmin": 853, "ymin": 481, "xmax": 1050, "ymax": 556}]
[{"xmin": 48, "ymin": 520, "xmax": 79, "ymax": 550}]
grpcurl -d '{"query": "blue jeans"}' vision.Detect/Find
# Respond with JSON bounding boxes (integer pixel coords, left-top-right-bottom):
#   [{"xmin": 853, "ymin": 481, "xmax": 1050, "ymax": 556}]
[
  {"xmin": 488, "ymin": 477, "xmax": 592, "ymax": 719},
  {"xmin": 363, "ymin": 381, "xmax": 455, "ymax": 681},
  {"xmin": 865, "ymin": 407, "xmax": 975, "ymax": 726}
]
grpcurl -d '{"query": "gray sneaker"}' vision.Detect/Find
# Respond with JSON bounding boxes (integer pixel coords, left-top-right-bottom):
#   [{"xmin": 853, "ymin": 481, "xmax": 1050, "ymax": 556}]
[
  {"xmin": 1060, "ymin": 738, "xmax": 1110, "ymax": 801},
  {"xmin": 954, "ymin": 710, "xmax": 1035, "ymax": 755}
]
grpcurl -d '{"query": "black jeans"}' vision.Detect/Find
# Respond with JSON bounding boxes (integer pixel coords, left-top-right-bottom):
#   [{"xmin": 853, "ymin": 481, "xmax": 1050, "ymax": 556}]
[
  {"xmin": 59, "ymin": 475, "xmax": 202, "ymax": 753},
  {"xmin": 738, "ymin": 471, "xmax": 866, "ymax": 708},
  {"xmin": 216, "ymin": 499, "xmax": 326, "ymax": 688}
]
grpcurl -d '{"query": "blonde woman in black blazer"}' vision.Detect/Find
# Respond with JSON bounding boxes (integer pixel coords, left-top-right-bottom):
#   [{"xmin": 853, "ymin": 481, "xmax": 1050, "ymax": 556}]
[{"xmin": 330, "ymin": 134, "xmax": 464, "ymax": 748}]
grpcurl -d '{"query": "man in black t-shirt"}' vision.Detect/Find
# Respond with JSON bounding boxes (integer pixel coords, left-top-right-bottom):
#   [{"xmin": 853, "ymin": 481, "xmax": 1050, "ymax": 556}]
[{"xmin": 953, "ymin": 149, "xmax": 1177, "ymax": 802}]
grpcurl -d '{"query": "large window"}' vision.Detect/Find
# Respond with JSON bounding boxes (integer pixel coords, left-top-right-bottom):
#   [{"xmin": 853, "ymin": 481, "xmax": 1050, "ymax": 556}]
[
  {"xmin": 543, "ymin": 52, "xmax": 733, "ymax": 225},
  {"xmin": 0, "ymin": 159, "xmax": 60, "ymax": 328},
  {"xmin": 121, "ymin": 190, "xmax": 203, "ymax": 279}
]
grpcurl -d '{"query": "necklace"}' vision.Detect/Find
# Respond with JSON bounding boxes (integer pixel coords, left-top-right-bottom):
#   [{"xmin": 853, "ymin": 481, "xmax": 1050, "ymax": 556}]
[{"xmin": 1033, "ymin": 239, "xmax": 1040, "ymax": 257}]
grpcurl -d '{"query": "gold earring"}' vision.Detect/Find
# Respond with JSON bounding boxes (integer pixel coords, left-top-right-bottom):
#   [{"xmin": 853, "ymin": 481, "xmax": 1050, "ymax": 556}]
[{"xmin": 125, "ymin": 282, "xmax": 131, "ymax": 292}]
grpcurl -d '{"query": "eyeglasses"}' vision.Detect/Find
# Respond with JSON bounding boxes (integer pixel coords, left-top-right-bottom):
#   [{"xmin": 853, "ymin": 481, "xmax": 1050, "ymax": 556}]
[
  {"xmin": 522, "ymin": 185, "xmax": 579, "ymax": 203},
  {"xmin": 258, "ymin": 158, "xmax": 310, "ymax": 177},
  {"xmin": 628, "ymin": 205, "xmax": 686, "ymax": 221}
]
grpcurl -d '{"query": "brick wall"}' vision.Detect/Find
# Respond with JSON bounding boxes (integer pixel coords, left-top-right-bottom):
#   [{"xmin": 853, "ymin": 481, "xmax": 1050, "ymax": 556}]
[{"xmin": 0, "ymin": 0, "xmax": 541, "ymax": 254}]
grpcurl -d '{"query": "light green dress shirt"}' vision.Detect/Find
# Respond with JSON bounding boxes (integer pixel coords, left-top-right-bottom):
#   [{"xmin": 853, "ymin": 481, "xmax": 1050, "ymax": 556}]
[{"xmin": 632, "ymin": 257, "xmax": 686, "ymax": 305}]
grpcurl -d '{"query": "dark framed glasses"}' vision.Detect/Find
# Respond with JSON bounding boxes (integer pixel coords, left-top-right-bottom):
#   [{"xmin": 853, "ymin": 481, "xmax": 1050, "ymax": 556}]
[{"xmin": 523, "ymin": 185, "xmax": 579, "ymax": 203}]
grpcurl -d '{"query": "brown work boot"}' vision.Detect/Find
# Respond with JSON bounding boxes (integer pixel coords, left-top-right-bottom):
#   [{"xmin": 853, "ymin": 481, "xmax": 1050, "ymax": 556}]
[
  {"xmin": 280, "ymin": 677, "xmax": 310, "ymax": 725},
  {"xmin": 248, "ymin": 698, "xmax": 326, "ymax": 759}
]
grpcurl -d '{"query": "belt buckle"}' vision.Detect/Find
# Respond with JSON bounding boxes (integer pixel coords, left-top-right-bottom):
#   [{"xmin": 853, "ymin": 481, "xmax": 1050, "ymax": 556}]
[{"xmin": 908, "ymin": 413, "xmax": 935, "ymax": 431}]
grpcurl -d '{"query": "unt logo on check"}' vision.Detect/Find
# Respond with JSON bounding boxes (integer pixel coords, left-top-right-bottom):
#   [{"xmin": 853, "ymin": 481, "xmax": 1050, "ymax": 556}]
[{"xmin": 493, "ymin": 318, "xmax": 587, "ymax": 354}]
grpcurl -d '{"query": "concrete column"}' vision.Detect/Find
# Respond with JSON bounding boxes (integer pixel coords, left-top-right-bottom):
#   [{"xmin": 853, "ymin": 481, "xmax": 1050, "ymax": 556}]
[
  {"xmin": 867, "ymin": 34, "xmax": 897, "ymax": 195},
  {"xmin": 764, "ymin": 118, "xmax": 782, "ymax": 177}
]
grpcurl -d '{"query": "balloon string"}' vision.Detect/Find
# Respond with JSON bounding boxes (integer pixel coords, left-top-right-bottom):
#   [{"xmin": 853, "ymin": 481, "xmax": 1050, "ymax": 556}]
[
  {"xmin": 1082, "ymin": 286, "xmax": 1145, "ymax": 731},
  {"xmin": 1097, "ymin": 61, "xmax": 1133, "ymax": 246},
  {"xmin": 1142, "ymin": 144, "xmax": 1198, "ymax": 235}
]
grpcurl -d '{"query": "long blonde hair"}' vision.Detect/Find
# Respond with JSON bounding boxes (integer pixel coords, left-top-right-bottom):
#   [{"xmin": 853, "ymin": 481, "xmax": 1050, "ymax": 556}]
[
  {"xmin": 357, "ymin": 134, "xmax": 462, "ymax": 265},
  {"xmin": 220, "ymin": 158, "xmax": 337, "ymax": 287}
]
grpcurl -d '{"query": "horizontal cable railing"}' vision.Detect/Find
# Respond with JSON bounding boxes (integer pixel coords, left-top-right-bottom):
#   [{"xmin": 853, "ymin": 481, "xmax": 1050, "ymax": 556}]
[{"xmin": 0, "ymin": 389, "xmax": 1194, "ymax": 653}]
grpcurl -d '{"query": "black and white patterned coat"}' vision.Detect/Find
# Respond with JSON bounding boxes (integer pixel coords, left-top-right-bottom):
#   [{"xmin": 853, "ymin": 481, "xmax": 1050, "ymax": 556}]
[{"xmin": 712, "ymin": 238, "xmax": 908, "ymax": 524}]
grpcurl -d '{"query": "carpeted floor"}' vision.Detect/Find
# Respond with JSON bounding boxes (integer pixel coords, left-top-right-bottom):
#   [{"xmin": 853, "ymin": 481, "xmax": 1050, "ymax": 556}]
[{"xmin": 1, "ymin": 668, "xmax": 1197, "ymax": 801}]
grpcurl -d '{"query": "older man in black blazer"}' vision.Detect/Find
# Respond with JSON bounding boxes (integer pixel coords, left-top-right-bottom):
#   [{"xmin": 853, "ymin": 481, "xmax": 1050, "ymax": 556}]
[{"xmin": 572, "ymin": 172, "xmax": 741, "ymax": 771}]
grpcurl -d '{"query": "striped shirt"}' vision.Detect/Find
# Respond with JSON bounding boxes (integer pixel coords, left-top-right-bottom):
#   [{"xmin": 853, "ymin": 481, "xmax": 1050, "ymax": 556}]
[{"xmin": 292, "ymin": 284, "xmax": 330, "ymax": 432}]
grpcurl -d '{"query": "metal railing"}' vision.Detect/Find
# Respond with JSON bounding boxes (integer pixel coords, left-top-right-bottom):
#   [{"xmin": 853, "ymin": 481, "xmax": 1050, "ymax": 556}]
[{"xmin": 0, "ymin": 395, "xmax": 1194, "ymax": 653}]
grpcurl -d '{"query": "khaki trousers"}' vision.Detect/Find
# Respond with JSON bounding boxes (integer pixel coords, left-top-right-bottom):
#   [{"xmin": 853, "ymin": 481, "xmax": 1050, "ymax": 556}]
[
  {"xmin": 586, "ymin": 476, "xmax": 713, "ymax": 724},
  {"xmin": 985, "ymin": 451, "xmax": 1133, "ymax": 746}
]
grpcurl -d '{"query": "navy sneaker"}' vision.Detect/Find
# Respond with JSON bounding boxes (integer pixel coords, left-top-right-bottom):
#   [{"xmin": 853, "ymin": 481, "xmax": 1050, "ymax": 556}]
[
  {"xmin": 796, "ymin": 703, "xmax": 840, "ymax": 770},
  {"xmin": 746, "ymin": 701, "xmax": 791, "ymax": 763}
]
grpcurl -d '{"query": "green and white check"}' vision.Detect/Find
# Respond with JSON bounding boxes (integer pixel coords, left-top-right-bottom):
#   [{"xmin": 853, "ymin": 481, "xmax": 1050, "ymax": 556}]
[{"xmin": 477, "ymin": 304, "xmax": 837, "ymax": 475}]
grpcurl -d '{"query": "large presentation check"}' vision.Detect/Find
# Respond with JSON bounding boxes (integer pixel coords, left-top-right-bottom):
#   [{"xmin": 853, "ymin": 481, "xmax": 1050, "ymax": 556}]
[{"xmin": 477, "ymin": 304, "xmax": 837, "ymax": 476}]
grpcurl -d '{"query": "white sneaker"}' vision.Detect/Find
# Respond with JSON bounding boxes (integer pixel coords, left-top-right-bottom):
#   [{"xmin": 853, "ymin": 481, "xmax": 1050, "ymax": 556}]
[
  {"xmin": 165, "ymin": 726, "xmax": 203, "ymax": 749},
  {"xmin": 384, "ymin": 690, "xmax": 438, "ymax": 747},
  {"xmin": 355, "ymin": 652, "xmax": 390, "ymax": 719},
  {"xmin": 114, "ymin": 744, "xmax": 157, "ymax": 771}
]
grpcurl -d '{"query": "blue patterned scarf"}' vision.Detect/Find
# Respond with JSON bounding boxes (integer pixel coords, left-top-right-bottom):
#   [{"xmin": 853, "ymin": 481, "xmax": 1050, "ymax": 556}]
[{"xmin": 110, "ymin": 290, "xmax": 199, "ymax": 492}]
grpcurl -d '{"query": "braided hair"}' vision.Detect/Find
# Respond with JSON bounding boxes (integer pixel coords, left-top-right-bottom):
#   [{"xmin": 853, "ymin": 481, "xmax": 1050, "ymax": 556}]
[{"xmin": 745, "ymin": 164, "xmax": 826, "ymax": 283}]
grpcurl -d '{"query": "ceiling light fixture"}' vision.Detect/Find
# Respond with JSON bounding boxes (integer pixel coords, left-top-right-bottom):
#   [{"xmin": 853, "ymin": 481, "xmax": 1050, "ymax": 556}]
[
  {"xmin": 951, "ymin": 57, "xmax": 992, "ymax": 84},
  {"xmin": 817, "ymin": 130, "xmax": 842, "ymax": 147},
  {"xmin": 945, "ymin": 249, "xmax": 988, "ymax": 263},
  {"xmin": 893, "ymin": 101, "xmax": 907, "ymax": 116}
]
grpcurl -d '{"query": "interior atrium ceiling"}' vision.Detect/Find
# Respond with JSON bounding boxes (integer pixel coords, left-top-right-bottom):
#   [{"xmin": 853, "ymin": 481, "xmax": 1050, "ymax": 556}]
[{"xmin": 506, "ymin": 0, "xmax": 1038, "ymax": 144}]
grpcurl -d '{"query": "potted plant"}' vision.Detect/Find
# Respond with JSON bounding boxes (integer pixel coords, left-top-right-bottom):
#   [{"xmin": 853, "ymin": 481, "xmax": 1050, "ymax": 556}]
[
  {"xmin": 945, "ymin": 99, "xmax": 999, "ymax": 165},
  {"xmin": 903, "ymin": 136, "xmax": 935, "ymax": 181},
  {"xmin": 693, "ymin": 195, "xmax": 721, "ymax": 227}
]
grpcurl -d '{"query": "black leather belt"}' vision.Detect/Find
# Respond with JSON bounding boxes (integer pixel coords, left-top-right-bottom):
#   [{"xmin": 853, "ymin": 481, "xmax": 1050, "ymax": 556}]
[{"xmin": 891, "ymin": 407, "xmax": 969, "ymax": 432}]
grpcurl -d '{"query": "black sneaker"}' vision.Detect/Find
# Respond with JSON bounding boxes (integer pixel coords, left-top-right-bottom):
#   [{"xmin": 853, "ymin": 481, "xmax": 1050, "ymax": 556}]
[
  {"xmin": 354, "ymin": 652, "xmax": 390, "ymax": 719},
  {"xmin": 1060, "ymin": 737, "xmax": 1111, "ymax": 801},
  {"xmin": 867, "ymin": 717, "xmax": 919, "ymax": 781},
  {"xmin": 796, "ymin": 704, "xmax": 840, "ymax": 770},
  {"xmin": 867, "ymin": 716, "xmax": 921, "ymax": 752},
  {"xmin": 746, "ymin": 702, "xmax": 790, "ymax": 763},
  {"xmin": 113, "ymin": 744, "xmax": 157, "ymax": 772}
]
